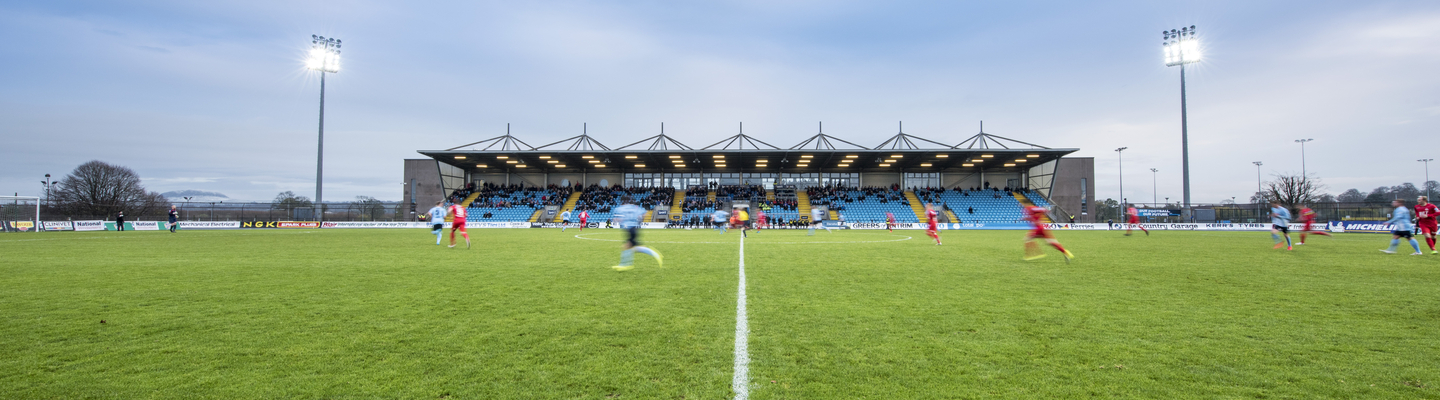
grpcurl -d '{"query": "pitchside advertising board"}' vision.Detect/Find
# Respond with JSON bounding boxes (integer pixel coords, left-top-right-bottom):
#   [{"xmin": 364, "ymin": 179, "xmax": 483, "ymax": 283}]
[{"xmin": 1327, "ymin": 220, "xmax": 1396, "ymax": 233}]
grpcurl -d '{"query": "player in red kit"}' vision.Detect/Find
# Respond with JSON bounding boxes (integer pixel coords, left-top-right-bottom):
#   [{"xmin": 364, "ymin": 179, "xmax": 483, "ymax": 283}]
[
  {"xmin": 924, "ymin": 203, "xmax": 941, "ymax": 245},
  {"xmin": 1295, "ymin": 204, "xmax": 1332, "ymax": 246},
  {"xmin": 756, "ymin": 210, "xmax": 767, "ymax": 231},
  {"xmin": 578, "ymin": 210, "xmax": 589, "ymax": 231},
  {"xmin": 886, "ymin": 212, "xmax": 896, "ymax": 232},
  {"xmin": 448, "ymin": 202, "xmax": 470, "ymax": 249},
  {"xmin": 1125, "ymin": 206, "xmax": 1149, "ymax": 236},
  {"xmin": 1415, "ymin": 196, "xmax": 1439, "ymax": 254},
  {"xmin": 1024, "ymin": 205, "xmax": 1073, "ymax": 262}
]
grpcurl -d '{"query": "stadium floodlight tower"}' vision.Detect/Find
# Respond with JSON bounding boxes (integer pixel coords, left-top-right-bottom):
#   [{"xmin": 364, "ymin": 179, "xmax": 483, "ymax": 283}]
[
  {"xmin": 1163, "ymin": 25, "xmax": 1200, "ymax": 219},
  {"xmin": 306, "ymin": 35, "xmax": 341, "ymax": 220}
]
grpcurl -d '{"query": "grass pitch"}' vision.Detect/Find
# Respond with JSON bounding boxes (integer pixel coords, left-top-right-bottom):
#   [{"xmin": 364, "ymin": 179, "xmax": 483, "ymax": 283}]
[{"xmin": 3, "ymin": 227, "xmax": 1439, "ymax": 399}]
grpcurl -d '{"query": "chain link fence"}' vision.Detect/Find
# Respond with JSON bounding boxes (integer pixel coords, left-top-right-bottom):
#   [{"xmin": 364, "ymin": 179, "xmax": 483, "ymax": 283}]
[{"xmin": 13, "ymin": 201, "xmax": 418, "ymax": 223}]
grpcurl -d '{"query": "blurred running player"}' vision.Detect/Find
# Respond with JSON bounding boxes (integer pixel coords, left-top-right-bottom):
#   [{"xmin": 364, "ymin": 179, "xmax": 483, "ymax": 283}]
[
  {"xmin": 1269, "ymin": 201, "xmax": 1293, "ymax": 251},
  {"xmin": 578, "ymin": 210, "xmax": 589, "ymax": 232},
  {"xmin": 426, "ymin": 201, "xmax": 447, "ymax": 245},
  {"xmin": 1124, "ymin": 205, "xmax": 1148, "ymax": 236},
  {"xmin": 612, "ymin": 196, "xmax": 662, "ymax": 271},
  {"xmin": 807, "ymin": 207, "xmax": 831, "ymax": 235},
  {"xmin": 448, "ymin": 201, "xmax": 470, "ymax": 249},
  {"xmin": 886, "ymin": 211, "xmax": 896, "ymax": 233},
  {"xmin": 167, "ymin": 205, "xmax": 179, "ymax": 233},
  {"xmin": 1023, "ymin": 205, "xmax": 1073, "ymax": 262},
  {"xmin": 712, "ymin": 209, "xmax": 729, "ymax": 233},
  {"xmin": 560, "ymin": 209, "xmax": 573, "ymax": 232},
  {"xmin": 1295, "ymin": 204, "xmax": 1332, "ymax": 246},
  {"xmin": 924, "ymin": 204, "xmax": 941, "ymax": 245},
  {"xmin": 1415, "ymin": 196, "xmax": 1439, "ymax": 254},
  {"xmin": 756, "ymin": 210, "xmax": 768, "ymax": 231},
  {"xmin": 1381, "ymin": 199, "xmax": 1423, "ymax": 255},
  {"xmin": 737, "ymin": 207, "xmax": 751, "ymax": 238}
]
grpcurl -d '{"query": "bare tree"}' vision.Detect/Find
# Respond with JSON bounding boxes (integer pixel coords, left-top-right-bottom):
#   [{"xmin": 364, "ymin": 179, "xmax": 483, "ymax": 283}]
[
  {"xmin": 351, "ymin": 196, "xmax": 386, "ymax": 221},
  {"xmin": 271, "ymin": 191, "xmax": 312, "ymax": 216},
  {"xmin": 1262, "ymin": 173, "xmax": 1326, "ymax": 209},
  {"xmin": 52, "ymin": 160, "xmax": 167, "ymax": 218},
  {"xmin": 1336, "ymin": 189, "xmax": 1365, "ymax": 203}
]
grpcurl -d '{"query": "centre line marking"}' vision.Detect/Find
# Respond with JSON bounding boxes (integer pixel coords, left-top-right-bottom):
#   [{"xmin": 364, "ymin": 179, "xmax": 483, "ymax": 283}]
[{"xmin": 733, "ymin": 234, "xmax": 750, "ymax": 399}]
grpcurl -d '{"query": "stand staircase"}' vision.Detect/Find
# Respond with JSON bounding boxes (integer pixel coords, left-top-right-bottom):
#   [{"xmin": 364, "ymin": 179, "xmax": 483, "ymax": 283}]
[
  {"xmin": 796, "ymin": 191, "xmax": 812, "ymax": 221},
  {"xmin": 903, "ymin": 190, "xmax": 926, "ymax": 221},
  {"xmin": 1012, "ymin": 193, "xmax": 1053, "ymax": 223},
  {"xmin": 552, "ymin": 191, "xmax": 583, "ymax": 222}
]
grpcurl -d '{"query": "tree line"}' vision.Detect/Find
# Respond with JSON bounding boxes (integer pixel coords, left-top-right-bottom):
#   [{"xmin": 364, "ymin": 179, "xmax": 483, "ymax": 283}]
[{"xmin": 32, "ymin": 161, "xmax": 394, "ymax": 220}]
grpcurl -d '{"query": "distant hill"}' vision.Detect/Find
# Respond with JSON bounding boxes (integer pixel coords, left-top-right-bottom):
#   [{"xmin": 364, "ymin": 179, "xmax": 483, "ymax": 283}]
[{"xmin": 161, "ymin": 190, "xmax": 230, "ymax": 200}]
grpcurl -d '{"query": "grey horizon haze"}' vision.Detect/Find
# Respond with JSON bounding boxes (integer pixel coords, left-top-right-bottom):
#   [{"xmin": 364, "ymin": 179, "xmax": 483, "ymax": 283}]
[{"xmin": 1, "ymin": 1, "xmax": 1436, "ymax": 202}]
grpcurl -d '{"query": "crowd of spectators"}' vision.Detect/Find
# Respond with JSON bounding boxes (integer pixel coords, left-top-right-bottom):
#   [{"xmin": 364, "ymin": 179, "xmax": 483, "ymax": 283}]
[
  {"xmin": 575, "ymin": 185, "xmax": 675, "ymax": 212},
  {"xmin": 805, "ymin": 185, "xmax": 910, "ymax": 211},
  {"xmin": 716, "ymin": 184, "xmax": 765, "ymax": 201},
  {"xmin": 464, "ymin": 183, "xmax": 572, "ymax": 209}
]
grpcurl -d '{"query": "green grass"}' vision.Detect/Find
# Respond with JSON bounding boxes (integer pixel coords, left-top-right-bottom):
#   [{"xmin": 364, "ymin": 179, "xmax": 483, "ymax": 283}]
[{"xmin": 2, "ymin": 228, "xmax": 1439, "ymax": 399}]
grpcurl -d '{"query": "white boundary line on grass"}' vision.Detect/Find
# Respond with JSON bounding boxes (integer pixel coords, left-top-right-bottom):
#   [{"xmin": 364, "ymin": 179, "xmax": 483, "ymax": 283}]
[
  {"xmin": 733, "ymin": 234, "xmax": 750, "ymax": 400},
  {"xmin": 571, "ymin": 233, "xmax": 912, "ymax": 245}
]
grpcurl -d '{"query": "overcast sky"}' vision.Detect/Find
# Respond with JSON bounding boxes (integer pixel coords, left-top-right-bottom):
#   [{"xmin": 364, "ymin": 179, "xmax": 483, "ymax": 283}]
[{"xmin": 2, "ymin": 0, "xmax": 1436, "ymax": 202}]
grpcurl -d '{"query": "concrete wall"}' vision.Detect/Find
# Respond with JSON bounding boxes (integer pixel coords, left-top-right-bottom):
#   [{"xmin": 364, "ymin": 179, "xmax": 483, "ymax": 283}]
[
  {"xmin": 402, "ymin": 159, "xmax": 444, "ymax": 218},
  {"xmin": 862, "ymin": 172, "xmax": 900, "ymax": 187},
  {"xmin": 1049, "ymin": 157, "xmax": 1096, "ymax": 222}
]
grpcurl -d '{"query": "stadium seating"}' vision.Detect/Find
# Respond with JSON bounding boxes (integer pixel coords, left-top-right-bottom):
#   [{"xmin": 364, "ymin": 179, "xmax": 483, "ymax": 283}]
[
  {"xmin": 809, "ymin": 187, "xmax": 920, "ymax": 223},
  {"xmin": 465, "ymin": 186, "xmax": 569, "ymax": 222},
  {"xmin": 938, "ymin": 189, "xmax": 1025, "ymax": 223}
]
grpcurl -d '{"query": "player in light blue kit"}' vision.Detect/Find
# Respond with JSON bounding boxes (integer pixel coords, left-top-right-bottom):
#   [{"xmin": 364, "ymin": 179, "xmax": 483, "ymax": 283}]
[
  {"xmin": 425, "ymin": 201, "xmax": 448, "ymax": 245},
  {"xmin": 612, "ymin": 196, "xmax": 662, "ymax": 271},
  {"xmin": 1380, "ymin": 199, "xmax": 1423, "ymax": 255},
  {"xmin": 560, "ymin": 210, "xmax": 573, "ymax": 232},
  {"xmin": 807, "ymin": 207, "xmax": 832, "ymax": 235},
  {"xmin": 1269, "ymin": 201, "xmax": 1293, "ymax": 250},
  {"xmin": 712, "ymin": 209, "xmax": 729, "ymax": 233}
]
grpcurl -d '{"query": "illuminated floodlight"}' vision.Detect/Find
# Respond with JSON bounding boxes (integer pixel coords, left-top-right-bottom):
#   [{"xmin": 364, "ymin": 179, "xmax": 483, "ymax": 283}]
[
  {"xmin": 539, "ymin": 156, "xmax": 551, "ymax": 159},
  {"xmin": 1026, "ymin": 154, "xmax": 1040, "ymax": 158},
  {"xmin": 306, "ymin": 35, "xmax": 342, "ymax": 73},
  {"xmin": 454, "ymin": 156, "xmax": 466, "ymax": 160},
  {"xmin": 547, "ymin": 160, "xmax": 558, "ymax": 164},
  {"xmin": 801, "ymin": 155, "xmax": 813, "ymax": 159},
  {"xmin": 594, "ymin": 164, "xmax": 605, "ymax": 168},
  {"xmin": 634, "ymin": 164, "xmax": 645, "ymax": 167},
  {"xmin": 713, "ymin": 155, "xmax": 725, "ymax": 159},
  {"xmin": 1163, "ymin": 26, "xmax": 1201, "ymax": 66},
  {"xmin": 962, "ymin": 163, "xmax": 974, "ymax": 167},
  {"xmin": 1004, "ymin": 163, "xmax": 1016, "ymax": 167},
  {"xmin": 936, "ymin": 154, "xmax": 948, "ymax": 158},
  {"xmin": 506, "ymin": 160, "xmax": 518, "ymax": 164},
  {"xmin": 497, "ymin": 156, "xmax": 509, "ymax": 159},
  {"xmin": 626, "ymin": 155, "xmax": 637, "ymax": 159},
  {"xmin": 476, "ymin": 164, "xmax": 487, "ymax": 168},
  {"xmin": 920, "ymin": 163, "xmax": 932, "ymax": 167},
  {"xmin": 884, "ymin": 159, "xmax": 897, "ymax": 163},
  {"xmin": 879, "ymin": 163, "xmax": 891, "ymax": 167}
]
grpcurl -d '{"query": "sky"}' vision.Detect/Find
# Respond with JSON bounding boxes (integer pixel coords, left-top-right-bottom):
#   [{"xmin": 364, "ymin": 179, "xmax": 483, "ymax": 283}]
[{"xmin": 1, "ymin": 0, "xmax": 1437, "ymax": 203}]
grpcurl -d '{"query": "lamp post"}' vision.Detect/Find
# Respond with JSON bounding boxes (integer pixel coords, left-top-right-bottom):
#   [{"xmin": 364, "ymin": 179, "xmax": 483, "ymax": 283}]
[
  {"xmin": 1422, "ymin": 159, "xmax": 1435, "ymax": 199},
  {"xmin": 1116, "ymin": 147, "xmax": 1128, "ymax": 209},
  {"xmin": 306, "ymin": 35, "xmax": 342, "ymax": 221},
  {"xmin": 1150, "ymin": 168, "xmax": 1158, "ymax": 205},
  {"xmin": 41, "ymin": 174, "xmax": 52, "ymax": 210},
  {"xmin": 1295, "ymin": 138, "xmax": 1314, "ymax": 178},
  {"xmin": 1164, "ymin": 25, "xmax": 1200, "ymax": 219},
  {"xmin": 183, "ymin": 196, "xmax": 192, "ymax": 220},
  {"xmin": 1252, "ymin": 161, "xmax": 1263, "ymax": 196}
]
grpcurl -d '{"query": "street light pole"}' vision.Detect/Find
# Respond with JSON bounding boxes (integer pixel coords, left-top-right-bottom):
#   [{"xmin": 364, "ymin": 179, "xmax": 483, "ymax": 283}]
[
  {"xmin": 307, "ymin": 35, "xmax": 342, "ymax": 222},
  {"xmin": 1164, "ymin": 25, "xmax": 1200, "ymax": 219},
  {"xmin": 1150, "ymin": 168, "xmax": 1158, "ymax": 205},
  {"xmin": 1295, "ymin": 138, "xmax": 1314, "ymax": 178},
  {"xmin": 1252, "ymin": 161, "xmax": 1263, "ymax": 196},
  {"xmin": 1116, "ymin": 147, "xmax": 1128, "ymax": 209},
  {"xmin": 1422, "ymin": 159, "xmax": 1434, "ymax": 199}
]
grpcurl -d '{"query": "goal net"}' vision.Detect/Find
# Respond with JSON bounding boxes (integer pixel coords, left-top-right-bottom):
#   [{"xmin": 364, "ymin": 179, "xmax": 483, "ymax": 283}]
[{"xmin": 0, "ymin": 196, "xmax": 40, "ymax": 233}]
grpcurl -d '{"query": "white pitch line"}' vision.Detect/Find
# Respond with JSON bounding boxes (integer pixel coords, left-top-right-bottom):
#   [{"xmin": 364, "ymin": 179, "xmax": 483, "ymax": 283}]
[
  {"xmin": 571, "ymin": 233, "xmax": 912, "ymax": 245},
  {"xmin": 733, "ymin": 234, "xmax": 750, "ymax": 400}
]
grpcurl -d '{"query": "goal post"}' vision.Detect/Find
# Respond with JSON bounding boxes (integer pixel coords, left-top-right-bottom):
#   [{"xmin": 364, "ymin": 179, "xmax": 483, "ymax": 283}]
[{"xmin": 0, "ymin": 196, "xmax": 41, "ymax": 233}]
